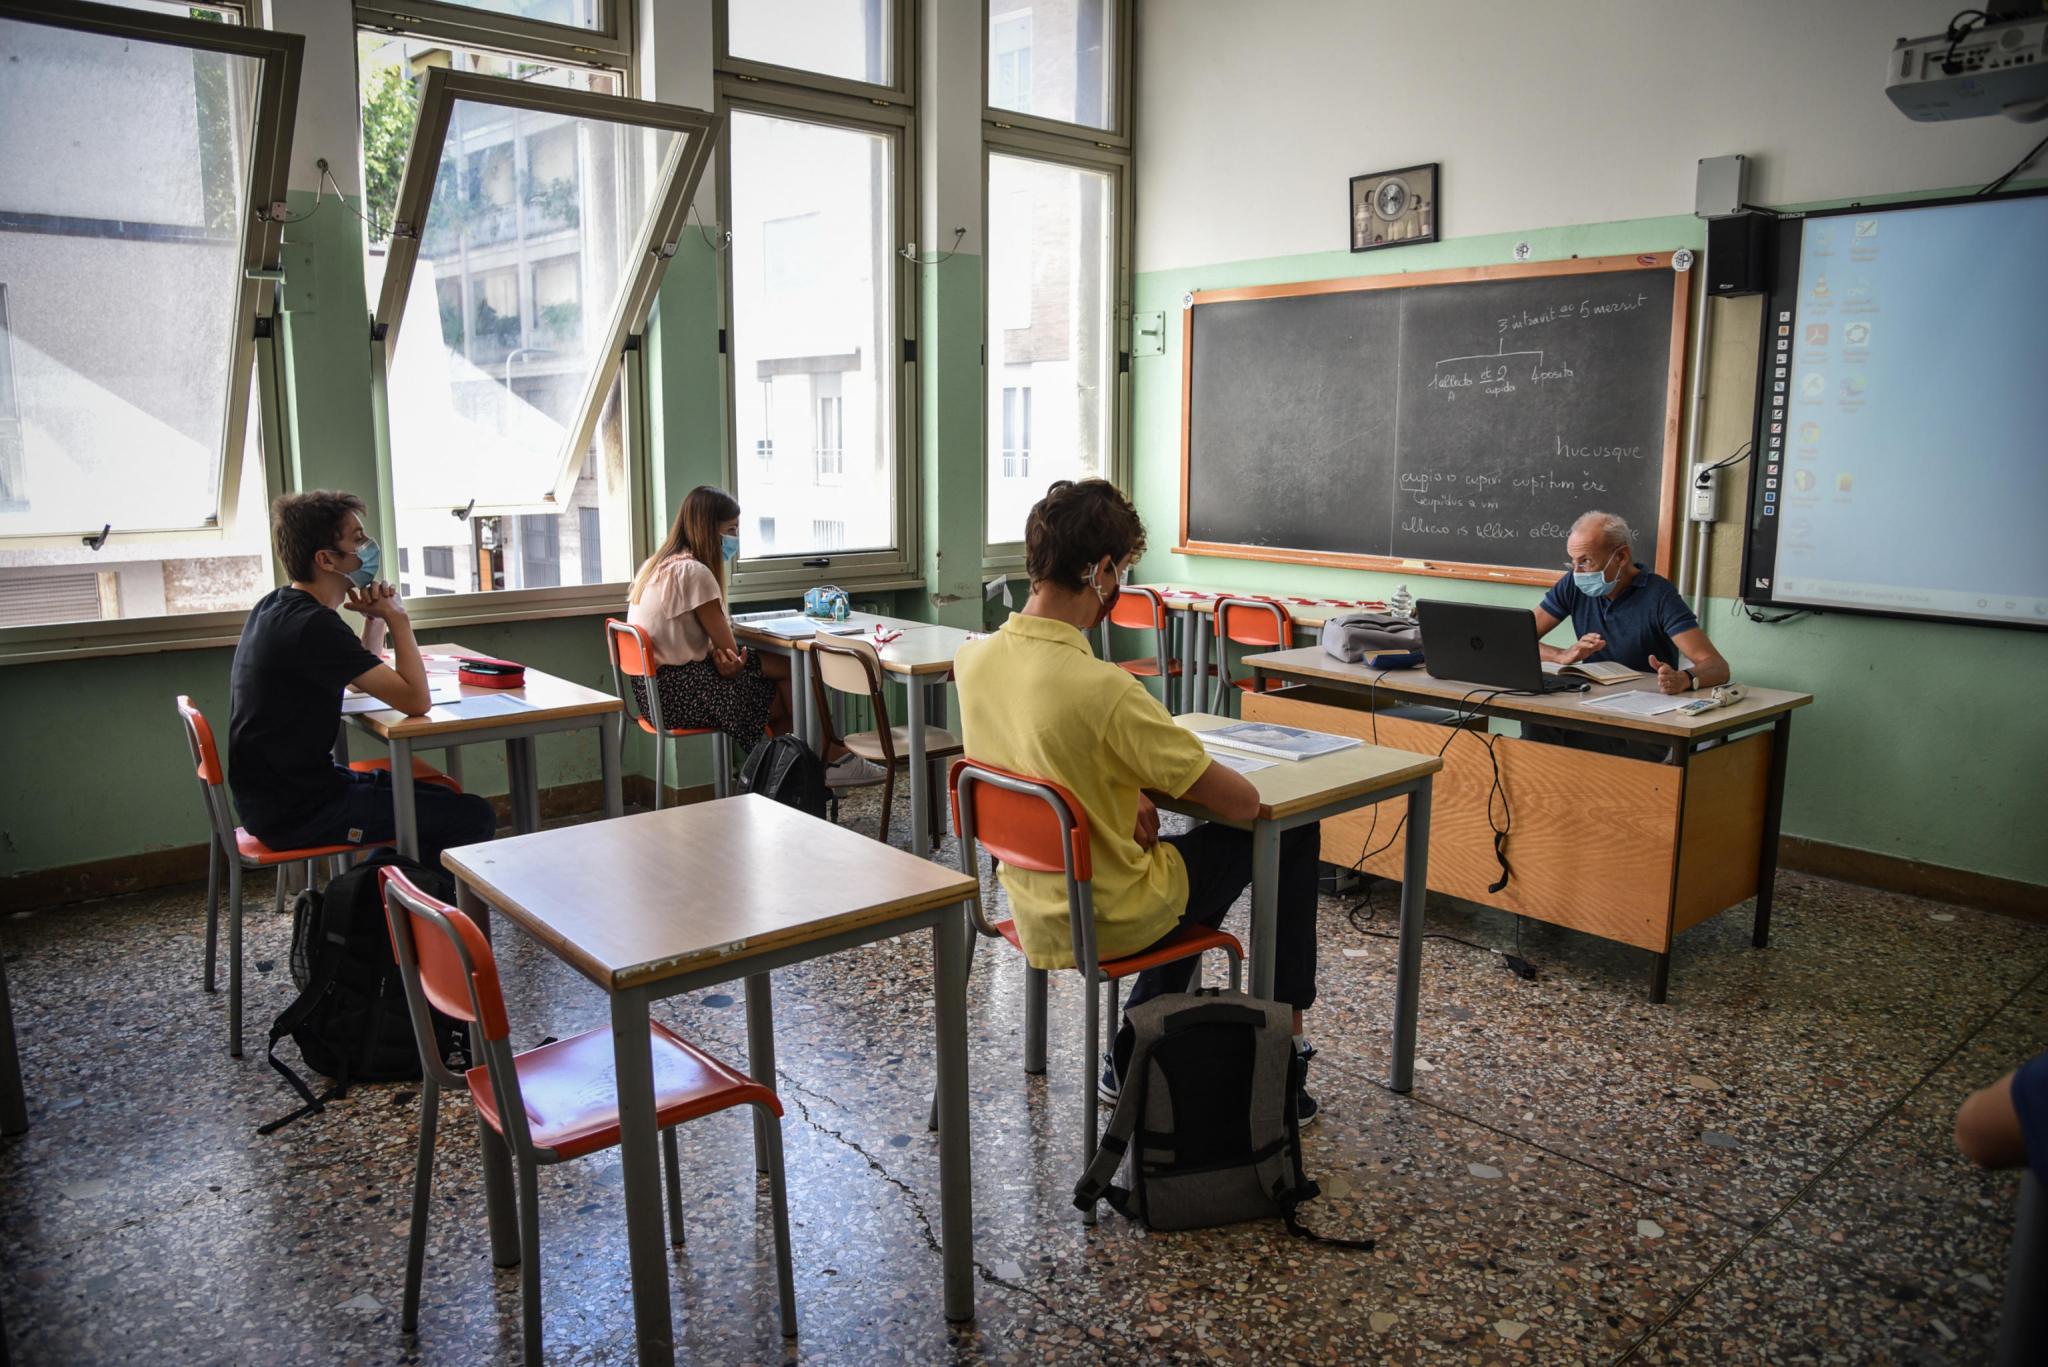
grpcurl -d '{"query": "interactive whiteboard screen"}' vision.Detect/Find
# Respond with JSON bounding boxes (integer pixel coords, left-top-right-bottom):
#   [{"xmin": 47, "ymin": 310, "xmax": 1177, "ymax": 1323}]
[{"xmin": 1742, "ymin": 190, "xmax": 2048, "ymax": 630}]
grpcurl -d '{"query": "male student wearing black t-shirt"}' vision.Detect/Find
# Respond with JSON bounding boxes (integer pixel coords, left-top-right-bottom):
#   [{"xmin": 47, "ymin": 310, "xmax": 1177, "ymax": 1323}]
[{"xmin": 229, "ymin": 490, "xmax": 496, "ymax": 863}]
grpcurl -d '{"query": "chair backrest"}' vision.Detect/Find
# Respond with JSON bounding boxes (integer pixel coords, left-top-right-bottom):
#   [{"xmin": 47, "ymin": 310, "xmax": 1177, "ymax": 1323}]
[
  {"xmin": 175, "ymin": 695, "xmax": 236, "ymax": 844},
  {"xmin": 605, "ymin": 618, "xmax": 667, "ymax": 734},
  {"xmin": 949, "ymin": 758, "xmax": 1093, "ymax": 882},
  {"xmin": 1108, "ymin": 584, "xmax": 1167, "ymax": 632},
  {"xmin": 811, "ymin": 634, "xmax": 885, "ymax": 700},
  {"xmin": 1215, "ymin": 596, "xmax": 1293, "ymax": 649}
]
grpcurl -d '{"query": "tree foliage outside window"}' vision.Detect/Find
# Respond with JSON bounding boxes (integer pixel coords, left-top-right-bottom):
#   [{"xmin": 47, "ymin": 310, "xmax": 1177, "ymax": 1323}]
[{"xmin": 359, "ymin": 47, "xmax": 418, "ymax": 244}]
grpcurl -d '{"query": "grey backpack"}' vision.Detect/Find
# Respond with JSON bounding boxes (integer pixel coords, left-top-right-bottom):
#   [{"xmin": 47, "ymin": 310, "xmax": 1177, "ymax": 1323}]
[
  {"xmin": 1073, "ymin": 989, "xmax": 1372, "ymax": 1245},
  {"xmin": 1320, "ymin": 612, "xmax": 1421, "ymax": 663}
]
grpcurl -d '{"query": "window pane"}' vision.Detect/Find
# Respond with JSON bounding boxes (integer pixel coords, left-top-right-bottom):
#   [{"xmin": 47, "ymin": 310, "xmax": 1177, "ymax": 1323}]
[
  {"xmin": 0, "ymin": 17, "xmax": 263, "ymax": 537},
  {"xmin": 0, "ymin": 371, "xmax": 275, "ymax": 626},
  {"xmin": 426, "ymin": 0, "xmax": 604, "ymax": 31},
  {"xmin": 987, "ymin": 0, "xmax": 1114, "ymax": 130},
  {"xmin": 726, "ymin": 0, "xmax": 891, "ymax": 86},
  {"xmin": 985, "ymin": 153, "xmax": 1112, "ymax": 544},
  {"xmin": 360, "ymin": 37, "xmax": 670, "ymax": 593},
  {"xmin": 730, "ymin": 112, "xmax": 895, "ymax": 558}
]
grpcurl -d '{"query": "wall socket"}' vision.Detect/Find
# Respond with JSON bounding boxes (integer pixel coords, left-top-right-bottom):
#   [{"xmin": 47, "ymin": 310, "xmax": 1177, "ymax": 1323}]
[{"xmin": 1690, "ymin": 462, "xmax": 1719, "ymax": 522}]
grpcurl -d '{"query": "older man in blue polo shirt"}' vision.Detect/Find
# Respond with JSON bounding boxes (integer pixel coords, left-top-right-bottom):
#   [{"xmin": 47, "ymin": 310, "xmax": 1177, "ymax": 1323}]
[{"xmin": 1524, "ymin": 510, "xmax": 1731, "ymax": 758}]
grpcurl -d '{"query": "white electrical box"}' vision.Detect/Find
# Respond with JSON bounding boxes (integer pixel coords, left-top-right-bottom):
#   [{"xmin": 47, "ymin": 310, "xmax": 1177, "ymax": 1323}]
[
  {"xmin": 1694, "ymin": 155, "xmax": 1749, "ymax": 219},
  {"xmin": 1690, "ymin": 463, "xmax": 1718, "ymax": 523}
]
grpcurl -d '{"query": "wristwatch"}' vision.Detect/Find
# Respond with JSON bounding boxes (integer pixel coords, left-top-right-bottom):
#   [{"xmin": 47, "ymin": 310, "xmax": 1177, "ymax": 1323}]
[{"xmin": 1683, "ymin": 669, "xmax": 1698, "ymax": 691}]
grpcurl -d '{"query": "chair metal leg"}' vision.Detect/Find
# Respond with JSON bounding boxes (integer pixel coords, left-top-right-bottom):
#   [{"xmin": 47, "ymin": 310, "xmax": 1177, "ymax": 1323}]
[
  {"xmin": 1023, "ymin": 966, "xmax": 1048, "ymax": 1074},
  {"xmin": 713, "ymin": 732, "xmax": 732, "ymax": 800},
  {"xmin": 651, "ymin": 733, "xmax": 664, "ymax": 812},
  {"xmin": 202, "ymin": 838, "xmax": 221, "ymax": 994},
  {"xmin": 1080, "ymin": 960, "xmax": 1101, "ymax": 1226},
  {"xmin": 876, "ymin": 768, "xmax": 895, "ymax": 846},
  {"xmin": 662, "ymin": 1126, "xmax": 686, "ymax": 1248},
  {"xmin": 756, "ymin": 1100, "xmax": 800, "ymax": 1337},
  {"xmin": 227, "ymin": 859, "xmax": 245, "ymax": 1058},
  {"xmin": 277, "ymin": 866, "xmax": 290, "ymax": 917},
  {"xmin": 516, "ymin": 1152, "xmax": 544, "ymax": 1367},
  {"xmin": 1227, "ymin": 946, "xmax": 1243, "ymax": 993},
  {"xmin": 402, "ymin": 1080, "xmax": 440, "ymax": 1334}
]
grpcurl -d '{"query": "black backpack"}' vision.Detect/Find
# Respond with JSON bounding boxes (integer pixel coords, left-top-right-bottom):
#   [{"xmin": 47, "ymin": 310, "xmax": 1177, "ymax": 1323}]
[
  {"xmin": 736, "ymin": 732, "xmax": 830, "ymax": 818},
  {"xmin": 1074, "ymin": 989, "xmax": 1372, "ymax": 1247},
  {"xmin": 258, "ymin": 847, "xmax": 469, "ymax": 1136}
]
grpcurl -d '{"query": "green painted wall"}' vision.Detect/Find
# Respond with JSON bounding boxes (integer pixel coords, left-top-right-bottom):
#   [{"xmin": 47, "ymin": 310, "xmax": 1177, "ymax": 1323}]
[
  {"xmin": 918, "ymin": 253, "xmax": 986, "ymax": 630},
  {"xmin": 1126, "ymin": 213, "xmax": 2048, "ymax": 890}
]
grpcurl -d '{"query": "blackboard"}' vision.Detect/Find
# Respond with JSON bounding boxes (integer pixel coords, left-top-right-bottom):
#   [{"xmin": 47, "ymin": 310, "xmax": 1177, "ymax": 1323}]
[{"xmin": 1178, "ymin": 253, "xmax": 1690, "ymax": 586}]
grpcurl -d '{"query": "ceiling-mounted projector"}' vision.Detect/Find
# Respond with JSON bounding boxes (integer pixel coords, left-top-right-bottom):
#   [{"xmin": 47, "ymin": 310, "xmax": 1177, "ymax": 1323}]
[{"xmin": 1888, "ymin": 14, "xmax": 2048, "ymax": 121}]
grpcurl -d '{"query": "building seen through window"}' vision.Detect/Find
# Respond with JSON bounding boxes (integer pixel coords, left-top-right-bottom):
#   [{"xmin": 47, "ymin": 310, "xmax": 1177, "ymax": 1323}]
[
  {"xmin": 984, "ymin": 151, "xmax": 1113, "ymax": 544},
  {"xmin": 987, "ymin": 0, "xmax": 1114, "ymax": 131},
  {"xmin": 726, "ymin": 0, "xmax": 891, "ymax": 86},
  {"xmin": 729, "ymin": 110, "xmax": 895, "ymax": 559}
]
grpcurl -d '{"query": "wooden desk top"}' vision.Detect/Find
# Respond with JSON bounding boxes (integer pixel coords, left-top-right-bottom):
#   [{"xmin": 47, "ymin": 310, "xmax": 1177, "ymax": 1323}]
[
  {"xmin": 792, "ymin": 620, "xmax": 980, "ymax": 677},
  {"xmin": 1159, "ymin": 713, "xmax": 1441, "ymax": 823},
  {"xmin": 1243, "ymin": 646, "xmax": 1813, "ymax": 738},
  {"xmin": 1132, "ymin": 583, "xmax": 1385, "ymax": 629},
  {"xmin": 443, "ymin": 794, "xmax": 979, "ymax": 992},
  {"xmin": 346, "ymin": 641, "xmax": 620, "ymax": 740}
]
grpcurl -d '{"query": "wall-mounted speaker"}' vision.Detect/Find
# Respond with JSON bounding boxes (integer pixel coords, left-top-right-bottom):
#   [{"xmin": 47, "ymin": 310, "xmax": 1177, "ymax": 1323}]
[{"xmin": 1706, "ymin": 212, "xmax": 1773, "ymax": 296}]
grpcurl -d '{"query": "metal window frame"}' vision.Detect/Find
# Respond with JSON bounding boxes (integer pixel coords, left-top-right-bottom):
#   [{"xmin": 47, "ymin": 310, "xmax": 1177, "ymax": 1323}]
[
  {"xmin": 979, "ymin": 128, "xmax": 1133, "ymax": 565},
  {"xmin": 355, "ymin": 0, "xmax": 632, "ymax": 71},
  {"xmin": 982, "ymin": 0, "xmax": 1130, "ymax": 149},
  {"xmin": 372, "ymin": 69, "xmax": 720, "ymax": 528},
  {"xmin": 716, "ymin": 84, "xmax": 923, "ymax": 596},
  {"xmin": 0, "ymin": 0, "xmax": 302, "ymax": 550},
  {"xmin": 714, "ymin": 0, "xmax": 913, "ymax": 107}
]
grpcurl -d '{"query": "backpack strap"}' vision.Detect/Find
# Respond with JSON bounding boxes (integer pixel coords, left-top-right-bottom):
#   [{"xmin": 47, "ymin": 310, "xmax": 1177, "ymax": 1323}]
[
  {"xmin": 256, "ymin": 882, "xmax": 357, "ymax": 1136},
  {"xmin": 1073, "ymin": 1034, "xmax": 1158, "ymax": 1212}
]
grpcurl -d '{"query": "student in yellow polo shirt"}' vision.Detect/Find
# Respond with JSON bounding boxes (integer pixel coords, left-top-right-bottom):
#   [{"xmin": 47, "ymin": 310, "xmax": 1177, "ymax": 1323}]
[{"xmin": 954, "ymin": 479, "xmax": 1325, "ymax": 1122}]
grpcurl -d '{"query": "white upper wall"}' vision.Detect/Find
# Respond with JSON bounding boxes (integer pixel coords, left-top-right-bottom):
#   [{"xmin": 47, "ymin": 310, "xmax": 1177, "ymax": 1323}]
[{"xmin": 1135, "ymin": 0, "xmax": 2048, "ymax": 271}]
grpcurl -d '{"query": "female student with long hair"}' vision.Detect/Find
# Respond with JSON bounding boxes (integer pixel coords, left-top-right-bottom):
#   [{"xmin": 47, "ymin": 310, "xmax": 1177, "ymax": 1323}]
[{"xmin": 627, "ymin": 486, "xmax": 882, "ymax": 784}]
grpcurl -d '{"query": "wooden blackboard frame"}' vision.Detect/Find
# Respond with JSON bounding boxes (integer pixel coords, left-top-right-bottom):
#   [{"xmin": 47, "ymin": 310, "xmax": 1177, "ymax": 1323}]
[{"xmin": 1176, "ymin": 251, "xmax": 1692, "ymax": 588}]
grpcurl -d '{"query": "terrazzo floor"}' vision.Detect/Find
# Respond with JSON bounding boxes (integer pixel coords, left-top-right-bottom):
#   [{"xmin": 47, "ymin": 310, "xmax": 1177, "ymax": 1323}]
[{"xmin": 3, "ymin": 784, "xmax": 2043, "ymax": 1366}]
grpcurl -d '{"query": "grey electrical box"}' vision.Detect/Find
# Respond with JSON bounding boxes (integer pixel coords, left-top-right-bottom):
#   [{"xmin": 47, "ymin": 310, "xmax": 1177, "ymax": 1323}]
[{"xmin": 1695, "ymin": 154, "xmax": 1749, "ymax": 220}]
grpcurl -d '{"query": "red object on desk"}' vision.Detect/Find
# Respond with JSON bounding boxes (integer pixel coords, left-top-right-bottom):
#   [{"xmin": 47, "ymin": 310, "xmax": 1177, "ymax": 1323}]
[{"xmin": 457, "ymin": 656, "xmax": 527, "ymax": 689}]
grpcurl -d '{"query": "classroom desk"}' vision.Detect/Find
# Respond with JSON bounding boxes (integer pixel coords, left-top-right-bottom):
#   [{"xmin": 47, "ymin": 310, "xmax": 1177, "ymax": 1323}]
[
  {"xmin": 795, "ymin": 619, "xmax": 980, "ymax": 858},
  {"xmin": 442, "ymin": 795, "xmax": 982, "ymax": 1364},
  {"xmin": 733, "ymin": 609, "xmax": 954, "ymax": 753},
  {"xmin": 1, "ymin": 952, "xmax": 25, "ymax": 1136},
  {"xmin": 342, "ymin": 642, "xmax": 623, "ymax": 859},
  {"xmin": 1155, "ymin": 713, "xmax": 1442, "ymax": 1091},
  {"xmin": 1241, "ymin": 647, "xmax": 1814, "ymax": 1001},
  {"xmin": 1128, "ymin": 584, "xmax": 1388, "ymax": 714}
]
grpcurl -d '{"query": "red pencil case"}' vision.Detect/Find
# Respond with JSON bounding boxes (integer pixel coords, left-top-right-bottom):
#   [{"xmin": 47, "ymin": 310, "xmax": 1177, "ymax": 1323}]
[{"xmin": 457, "ymin": 656, "xmax": 526, "ymax": 689}]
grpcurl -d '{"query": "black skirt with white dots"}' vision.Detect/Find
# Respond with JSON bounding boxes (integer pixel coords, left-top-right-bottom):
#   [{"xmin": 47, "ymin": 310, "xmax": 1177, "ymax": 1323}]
[{"xmin": 631, "ymin": 652, "xmax": 776, "ymax": 754}]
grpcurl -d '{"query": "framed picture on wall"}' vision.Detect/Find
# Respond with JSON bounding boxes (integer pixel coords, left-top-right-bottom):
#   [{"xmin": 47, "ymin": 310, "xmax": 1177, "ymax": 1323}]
[{"xmin": 1350, "ymin": 163, "xmax": 1440, "ymax": 252}]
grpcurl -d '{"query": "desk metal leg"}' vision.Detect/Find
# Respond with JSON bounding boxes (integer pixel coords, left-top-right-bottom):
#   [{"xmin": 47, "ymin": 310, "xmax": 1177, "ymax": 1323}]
[
  {"xmin": 390, "ymin": 737, "xmax": 419, "ymax": 862},
  {"xmin": 454, "ymin": 883, "xmax": 518, "ymax": 1268},
  {"xmin": 934, "ymin": 901, "xmax": 975, "ymax": 1322},
  {"xmin": 611, "ymin": 983, "xmax": 676, "ymax": 1367},
  {"xmin": 600, "ymin": 715, "xmax": 625, "ymax": 821},
  {"xmin": 1249, "ymin": 821, "xmax": 1280, "ymax": 1000},
  {"xmin": 1, "ymin": 952, "xmax": 27, "ymax": 1136},
  {"xmin": 792, "ymin": 648, "xmax": 819, "ymax": 757},
  {"xmin": 1388, "ymin": 779, "xmax": 1433, "ymax": 1094},
  {"xmin": 1753, "ymin": 713, "xmax": 1792, "ymax": 950},
  {"xmin": 1196, "ymin": 614, "xmax": 1215, "ymax": 714},
  {"xmin": 745, "ymin": 971, "xmax": 777, "ymax": 1174},
  {"xmin": 907, "ymin": 677, "xmax": 930, "ymax": 857},
  {"xmin": 442, "ymin": 745, "xmax": 463, "ymax": 791}
]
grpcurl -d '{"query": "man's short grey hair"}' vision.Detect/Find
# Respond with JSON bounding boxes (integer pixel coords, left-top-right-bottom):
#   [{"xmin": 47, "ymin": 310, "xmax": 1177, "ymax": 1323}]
[{"xmin": 1571, "ymin": 510, "xmax": 1635, "ymax": 552}]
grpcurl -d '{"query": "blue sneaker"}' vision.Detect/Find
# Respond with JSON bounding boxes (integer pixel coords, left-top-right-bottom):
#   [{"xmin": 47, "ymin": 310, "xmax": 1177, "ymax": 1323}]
[{"xmin": 1097, "ymin": 1053, "xmax": 1120, "ymax": 1105}]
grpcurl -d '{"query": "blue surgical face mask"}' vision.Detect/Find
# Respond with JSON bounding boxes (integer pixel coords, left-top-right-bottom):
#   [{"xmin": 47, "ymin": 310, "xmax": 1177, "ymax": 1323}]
[
  {"xmin": 720, "ymin": 533, "xmax": 739, "ymax": 562},
  {"xmin": 1572, "ymin": 548, "xmax": 1619, "ymax": 598},
  {"xmin": 342, "ymin": 537, "xmax": 380, "ymax": 588}
]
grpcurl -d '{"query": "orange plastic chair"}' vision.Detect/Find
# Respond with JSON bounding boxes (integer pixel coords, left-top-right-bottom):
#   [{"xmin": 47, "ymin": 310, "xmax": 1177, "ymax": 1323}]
[
  {"xmin": 1106, "ymin": 585, "xmax": 1188, "ymax": 710},
  {"xmin": 380, "ymin": 869, "xmax": 796, "ymax": 1361},
  {"xmin": 1211, "ymin": 596, "xmax": 1298, "ymax": 714},
  {"xmin": 174, "ymin": 696, "xmax": 457, "ymax": 1058},
  {"xmin": 606, "ymin": 619, "xmax": 733, "ymax": 804},
  {"xmin": 946, "ymin": 757, "xmax": 1241, "ymax": 1225}
]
